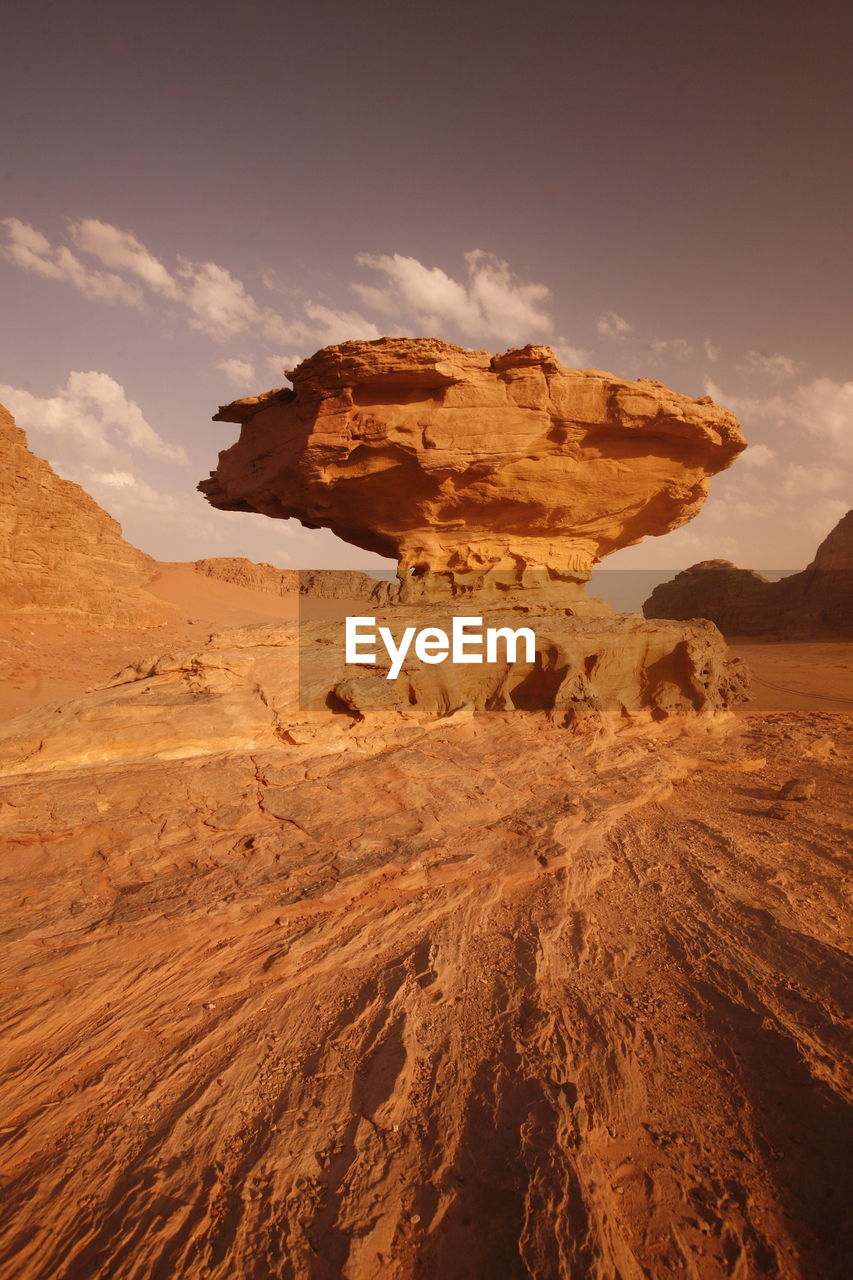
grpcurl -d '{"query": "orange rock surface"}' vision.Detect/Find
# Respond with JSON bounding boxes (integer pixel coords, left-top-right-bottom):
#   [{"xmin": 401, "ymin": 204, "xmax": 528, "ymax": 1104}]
[
  {"xmin": 0, "ymin": 403, "xmax": 159, "ymax": 623},
  {"xmin": 200, "ymin": 339, "xmax": 746, "ymax": 595}
]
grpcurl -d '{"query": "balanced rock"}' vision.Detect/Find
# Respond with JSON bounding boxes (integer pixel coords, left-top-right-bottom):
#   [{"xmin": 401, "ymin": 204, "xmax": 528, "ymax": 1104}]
[
  {"xmin": 200, "ymin": 339, "xmax": 746, "ymax": 600},
  {"xmin": 0, "ymin": 402, "xmax": 158, "ymax": 624}
]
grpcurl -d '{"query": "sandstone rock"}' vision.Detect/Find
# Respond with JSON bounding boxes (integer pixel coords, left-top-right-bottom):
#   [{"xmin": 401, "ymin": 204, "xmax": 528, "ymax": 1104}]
[
  {"xmin": 0, "ymin": 402, "xmax": 159, "ymax": 624},
  {"xmin": 191, "ymin": 559, "xmax": 391, "ymax": 601},
  {"xmin": 642, "ymin": 561, "xmax": 778, "ymax": 634},
  {"xmin": 0, "ymin": 611, "xmax": 747, "ymax": 779},
  {"xmin": 779, "ymin": 777, "xmax": 816, "ymax": 800},
  {"xmin": 809, "ymin": 509, "xmax": 853, "ymax": 572},
  {"xmin": 199, "ymin": 339, "xmax": 745, "ymax": 600},
  {"xmin": 0, "ymin": 699, "xmax": 849, "ymax": 1280},
  {"xmin": 643, "ymin": 510, "xmax": 853, "ymax": 638}
]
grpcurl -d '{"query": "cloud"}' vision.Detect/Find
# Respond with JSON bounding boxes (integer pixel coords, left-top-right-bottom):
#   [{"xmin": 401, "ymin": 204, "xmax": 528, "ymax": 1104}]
[
  {"xmin": 0, "ymin": 372, "xmax": 187, "ymax": 468},
  {"xmin": 790, "ymin": 378, "xmax": 853, "ymax": 460},
  {"xmin": 738, "ymin": 350, "xmax": 802, "ymax": 379},
  {"xmin": 596, "ymin": 311, "xmax": 632, "ymax": 339},
  {"xmin": 3, "ymin": 217, "xmax": 143, "ymax": 305},
  {"xmin": 780, "ymin": 462, "xmax": 849, "ymax": 497},
  {"xmin": 552, "ymin": 340, "xmax": 592, "ymax": 367},
  {"xmin": 217, "ymin": 357, "xmax": 257, "ymax": 389},
  {"xmin": 89, "ymin": 469, "xmax": 140, "ymax": 490},
  {"xmin": 645, "ymin": 337, "xmax": 693, "ymax": 362},
  {"xmin": 737, "ymin": 443, "xmax": 775, "ymax": 467},
  {"xmin": 266, "ymin": 354, "xmax": 306, "ymax": 381},
  {"xmin": 703, "ymin": 338, "xmax": 720, "ymax": 362},
  {"xmin": 178, "ymin": 260, "xmax": 265, "ymax": 340},
  {"xmin": 4, "ymin": 217, "xmax": 581, "ymax": 360},
  {"xmin": 302, "ymin": 302, "xmax": 382, "ymax": 346},
  {"xmin": 732, "ymin": 348, "xmax": 799, "ymax": 376},
  {"xmin": 353, "ymin": 249, "xmax": 553, "ymax": 345},
  {"xmin": 705, "ymin": 375, "xmax": 853, "ymax": 464},
  {"xmin": 3, "ymin": 216, "xmax": 283, "ymax": 343},
  {"xmin": 69, "ymin": 219, "xmax": 180, "ymax": 298}
]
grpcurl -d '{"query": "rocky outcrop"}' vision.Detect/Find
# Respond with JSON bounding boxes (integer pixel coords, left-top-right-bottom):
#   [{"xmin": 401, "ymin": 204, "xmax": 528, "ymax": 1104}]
[
  {"xmin": 0, "ymin": 610, "xmax": 748, "ymax": 778},
  {"xmin": 191, "ymin": 559, "xmax": 391, "ymax": 601},
  {"xmin": 0, "ymin": 402, "xmax": 159, "ymax": 623},
  {"xmin": 642, "ymin": 561, "xmax": 779, "ymax": 635},
  {"xmin": 643, "ymin": 511, "xmax": 853, "ymax": 637},
  {"xmin": 200, "ymin": 339, "xmax": 746, "ymax": 601}
]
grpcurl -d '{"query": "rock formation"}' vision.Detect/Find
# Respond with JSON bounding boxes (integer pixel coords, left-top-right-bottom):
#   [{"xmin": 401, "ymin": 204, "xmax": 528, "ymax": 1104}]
[
  {"xmin": 0, "ymin": 402, "xmax": 159, "ymax": 623},
  {"xmin": 0, "ymin": 687, "xmax": 850, "ymax": 1280},
  {"xmin": 191, "ymin": 558, "xmax": 385, "ymax": 599},
  {"xmin": 0, "ymin": 613, "xmax": 749, "ymax": 778},
  {"xmin": 0, "ymin": 404, "xmax": 384, "ymax": 632},
  {"xmin": 643, "ymin": 510, "xmax": 853, "ymax": 637},
  {"xmin": 200, "ymin": 339, "xmax": 746, "ymax": 600}
]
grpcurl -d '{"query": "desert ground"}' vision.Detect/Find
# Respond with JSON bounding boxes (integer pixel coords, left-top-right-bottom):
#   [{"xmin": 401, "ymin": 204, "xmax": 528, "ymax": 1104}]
[{"xmin": 0, "ymin": 574, "xmax": 850, "ymax": 1280}]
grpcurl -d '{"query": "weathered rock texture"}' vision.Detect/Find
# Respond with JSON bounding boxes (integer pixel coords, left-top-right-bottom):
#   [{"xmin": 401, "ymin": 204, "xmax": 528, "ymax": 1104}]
[
  {"xmin": 0, "ymin": 702, "xmax": 850, "ymax": 1280},
  {"xmin": 191, "ymin": 558, "xmax": 385, "ymax": 600},
  {"xmin": 643, "ymin": 511, "xmax": 853, "ymax": 637},
  {"xmin": 0, "ymin": 609, "xmax": 748, "ymax": 779},
  {"xmin": 0, "ymin": 403, "xmax": 158, "ymax": 623},
  {"xmin": 200, "ymin": 339, "xmax": 746, "ymax": 600}
]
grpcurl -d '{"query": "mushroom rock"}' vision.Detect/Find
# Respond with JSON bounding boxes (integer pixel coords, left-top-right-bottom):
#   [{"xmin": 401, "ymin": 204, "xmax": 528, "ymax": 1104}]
[{"xmin": 200, "ymin": 338, "xmax": 745, "ymax": 603}]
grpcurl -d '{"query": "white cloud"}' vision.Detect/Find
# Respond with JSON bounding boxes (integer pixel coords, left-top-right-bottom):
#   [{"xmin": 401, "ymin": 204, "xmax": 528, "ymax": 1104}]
[
  {"xmin": 646, "ymin": 337, "xmax": 693, "ymax": 362},
  {"xmin": 738, "ymin": 350, "xmax": 802, "ymax": 379},
  {"xmin": 781, "ymin": 463, "xmax": 848, "ymax": 497},
  {"xmin": 303, "ymin": 302, "xmax": 383, "ymax": 346},
  {"xmin": 705, "ymin": 375, "xmax": 853, "ymax": 465},
  {"xmin": 4, "ymin": 218, "xmax": 585, "ymax": 363},
  {"xmin": 0, "ymin": 372, "xmax": 187, "ymax": 468},
  {"xmin": 89, "ymin": 469, "xmax": 140, "ymax": 490},
  {"xmin": 353, "ymin": 249, "xmax": 554, "ymax": 345},
  {"xmin": 217, "ymin": 357, "xmax": 257, "ymax": 388},
  {"xmin": 266, "ymin": 354, "xmax": 305, "ymax": 381},
  {"xmin": 703, "ymin": 338, "xmax": 720, "ymax": 362},
  {"xmin": 552, "ymin": 340, "xmax": 592, "ymax": 367},
  {"xmin": 790, "ymin": 378, "xmax": 853, "ymax": 460},
  {"xmin": 70, "ymin": 219, "xmax": 179, "ymax": 297},
  {"xmin": 737, "ymin": 443, "xmax": 775, "ymax": 467},
  {"xmin": 596, "ymin": 311, "xmax": 632, "ymax": 340},
  {"xmin": 3, "ymin": 217, "xmax": 143, "ymax": 305},
  {"xmin": 178, "ymin": 259, "xmax": 264, "ymax": 340}
]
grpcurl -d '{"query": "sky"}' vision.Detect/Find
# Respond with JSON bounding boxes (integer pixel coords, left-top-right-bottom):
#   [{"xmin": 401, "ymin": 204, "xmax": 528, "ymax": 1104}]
[{"xmin": 1, "ymin": 0, "xmax": 850, "ymax": 574}]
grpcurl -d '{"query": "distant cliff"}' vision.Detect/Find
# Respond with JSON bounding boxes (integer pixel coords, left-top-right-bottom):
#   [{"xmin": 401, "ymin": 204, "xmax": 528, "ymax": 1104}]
[{"xmin": 643, "ymin": 512, "xmax": 853, "ymax": 636}]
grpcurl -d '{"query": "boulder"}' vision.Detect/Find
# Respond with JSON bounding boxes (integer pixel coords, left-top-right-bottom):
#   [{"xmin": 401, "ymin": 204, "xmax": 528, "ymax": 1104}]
[{"xmin": 200, "ymin": 339, "xmax": 746, "ymax": 601}]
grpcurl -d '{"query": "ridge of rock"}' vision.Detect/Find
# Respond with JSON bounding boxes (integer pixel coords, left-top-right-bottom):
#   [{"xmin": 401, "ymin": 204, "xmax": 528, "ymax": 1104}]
[
  {"xmin": 0, "ymin": 402, "xmax": 159, "ymax": 623},
  {"xmin": 643, "ymin": 510, "xmax": 853, "ymax": 636}
]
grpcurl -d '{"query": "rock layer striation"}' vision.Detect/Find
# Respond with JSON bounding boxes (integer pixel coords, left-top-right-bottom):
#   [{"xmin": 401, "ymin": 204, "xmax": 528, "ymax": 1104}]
[
  {"xmin": 200, "ymin": 339, "xmax": 746, "ymax": 599},
  {"xmin": 0, "ymin": 403, "xmax": 158, "ymax": 623},
  {"xmin": 643, "ymin": 511, "xmax": 853, "ymax": 637}
]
